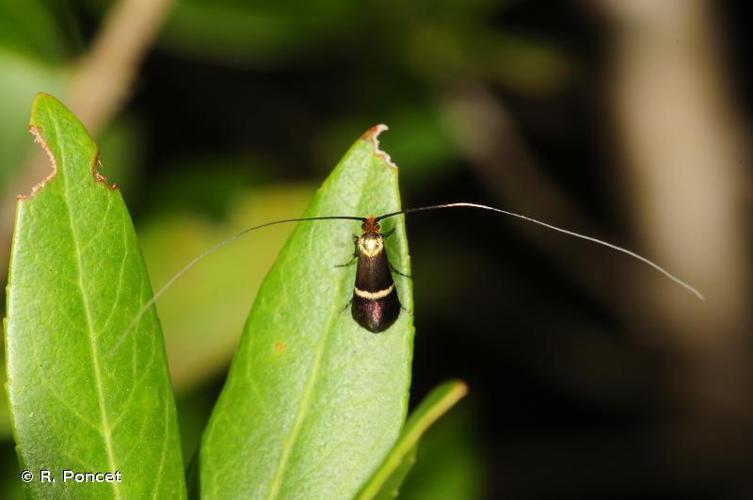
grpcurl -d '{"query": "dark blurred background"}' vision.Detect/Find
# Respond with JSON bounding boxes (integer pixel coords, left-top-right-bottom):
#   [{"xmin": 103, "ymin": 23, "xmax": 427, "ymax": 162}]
[{"xmin": 1, "ymin": 1, "xmax": 752, "ymax": 498}]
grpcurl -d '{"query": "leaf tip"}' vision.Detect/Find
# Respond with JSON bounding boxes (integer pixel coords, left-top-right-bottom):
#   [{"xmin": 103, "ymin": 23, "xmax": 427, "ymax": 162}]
[
  {"xmin": 29, "ymin": 92, "xmax": 58, "ymax": 113},
  {"xmin": 362, "ymin": 124, "xmax": 397, "ymax": 169},
  {"xmin": 22, "ymin": 93, "xmax": 117, "ymax": 198},
  {"xmin": 29, "ymin": 93, "xmax": 69, "ymax": 129},
  {"xmin": 451, "ymin": 379, "xmax": 469, "ymax": 399}
]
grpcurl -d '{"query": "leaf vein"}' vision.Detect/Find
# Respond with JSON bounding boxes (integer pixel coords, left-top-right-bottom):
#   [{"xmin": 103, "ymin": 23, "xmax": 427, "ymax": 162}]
[
  {"xmin": 79, "ymin": 195, "xmax": 114, "ymax": 254},
  {"xmin": 52, "ymin": 112, "xmax": 122, "ymax": 500},
  {"xmin": 100, "ymin": 216, "xmax": 130, "ymax": 333},
  {"xmin": 265, "ymin": 201, "xmax": 365, "ymax": 498},
  {"xmin": 40, "ymin": 378, "xmax": 100, "ymax": 432}
]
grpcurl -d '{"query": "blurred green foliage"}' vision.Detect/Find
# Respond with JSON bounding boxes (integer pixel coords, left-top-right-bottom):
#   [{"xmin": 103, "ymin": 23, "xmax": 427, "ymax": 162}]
[
  {"xmin": 0, "ymin": 49, "xmax": 63, "ymax": 186},
  {"xmin": 0, "ymin": 0, "xmax": 74, "ymax": 61}
]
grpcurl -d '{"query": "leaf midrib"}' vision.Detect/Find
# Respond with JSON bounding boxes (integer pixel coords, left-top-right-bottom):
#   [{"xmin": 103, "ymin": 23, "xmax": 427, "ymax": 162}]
[
  {"xmin": 53, "ymin": 114, "xmax": 122, "ymax": 500},
  {"xmin": 265, "ymin": 174, "xmax": 371, "ymax": 499}
]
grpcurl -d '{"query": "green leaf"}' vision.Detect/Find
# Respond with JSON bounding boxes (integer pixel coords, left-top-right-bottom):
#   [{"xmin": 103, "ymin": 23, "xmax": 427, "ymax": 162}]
[
  {"xmin": 3, "ymin": 94, "xmax": 185, "ymax": 498},
  {"xmin": 357, "ymin": 380, "xmax": 468, "ymax": 500},
  {"xmin": 200, "ymin": 125, "xmax": 415, "ymax": 498},
  {"xmin": 398, "ymin": 406, "xmax": 484, "ymax": 500}
]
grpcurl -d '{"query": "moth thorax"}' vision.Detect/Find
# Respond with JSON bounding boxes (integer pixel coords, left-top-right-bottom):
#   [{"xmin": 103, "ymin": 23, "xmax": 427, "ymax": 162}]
[{"xmin": 358, "ymin": 233, "xmax": 383, "ymax": 257}]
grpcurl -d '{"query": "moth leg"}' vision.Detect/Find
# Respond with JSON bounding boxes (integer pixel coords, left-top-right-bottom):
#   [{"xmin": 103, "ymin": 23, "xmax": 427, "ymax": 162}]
[
  {"xmin": 335, "ymin": 257, "xmax": 357, "ymax": 268},
  {"xmin": 340, "ymin": 297, "xmax": 353, "ymax": 312},
  {"xmin": 380, "ymin": 231, "xmax": 411, "ymax": 278},
  {"xmin": 335, "ymin": 235, "xmax": 359, "ymax": 268},
  {"xmin": 390, "ymin": 263, "xmax": 412, "ymax": 280}
]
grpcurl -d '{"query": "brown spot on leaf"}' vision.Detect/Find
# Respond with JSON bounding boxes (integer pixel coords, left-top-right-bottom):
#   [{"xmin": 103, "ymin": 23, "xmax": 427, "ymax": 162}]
[{"xmin": 274, "ymin": 341, "xmax": 286, "ymax": 353}]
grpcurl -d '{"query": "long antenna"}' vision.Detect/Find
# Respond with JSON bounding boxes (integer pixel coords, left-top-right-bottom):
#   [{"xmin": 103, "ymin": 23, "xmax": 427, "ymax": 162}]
[
  {"xmin": 108, "ymin": 214, "xmax": 364, "ymax": 357},
  {"xmin": 110, "ymin": 201, "xmax": 703, "ymax": 356},
  {"xmin": 378, "ymin": 202, "xmax": 704, "ymax": 301}
]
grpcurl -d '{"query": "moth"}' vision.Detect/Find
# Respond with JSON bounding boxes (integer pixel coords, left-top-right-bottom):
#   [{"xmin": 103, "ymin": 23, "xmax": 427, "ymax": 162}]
[{"xmin": 114, "ymin": 201, "xmax": 702, "ymax": 347}]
